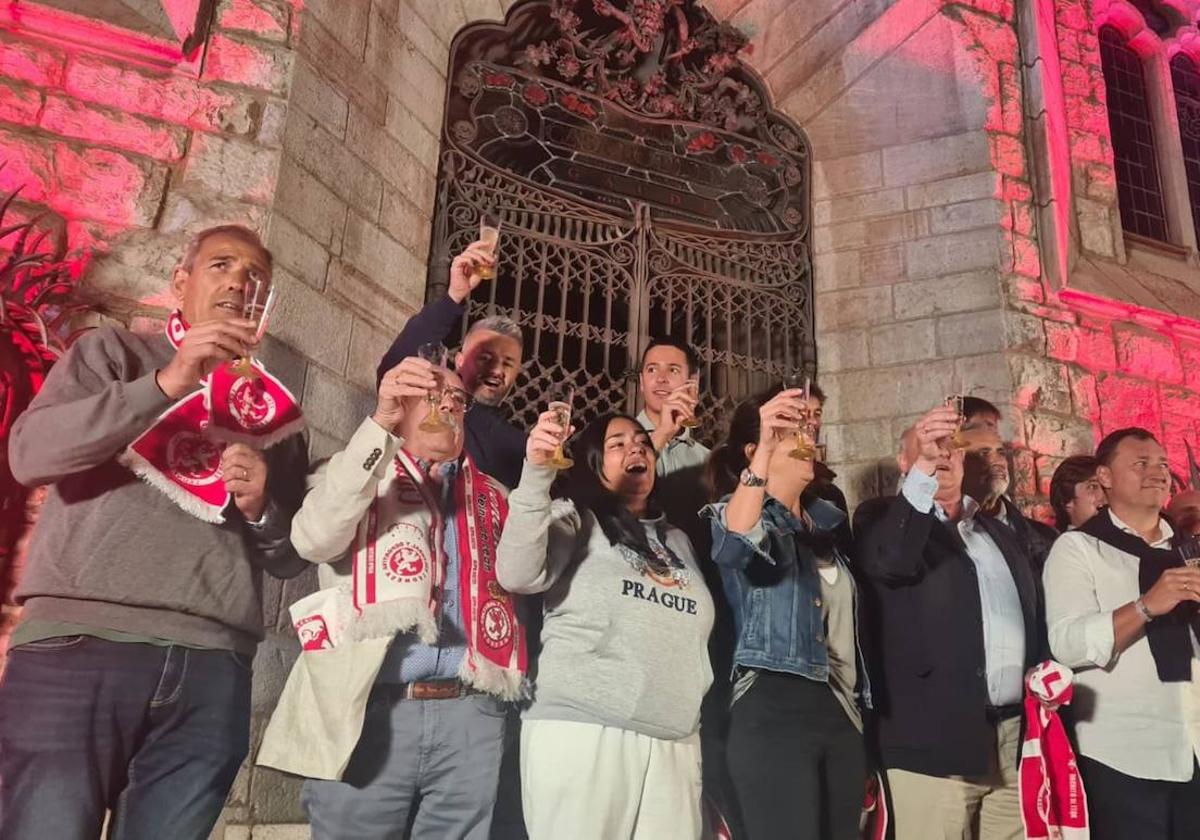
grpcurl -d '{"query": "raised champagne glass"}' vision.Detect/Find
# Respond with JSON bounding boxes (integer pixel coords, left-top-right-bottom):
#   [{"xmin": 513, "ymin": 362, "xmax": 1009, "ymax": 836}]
[
  {"xmin": 476, "ymin": 211, "xmax": 500, "ymax": 281},
  {"xmin": 546, "ymin": 386, "xmax": 575, "ymax": 470},
  {"xmin": 679, "ymin": 377, "xmax": 701, "ymax": 430},
  {"xmin": 945, "ymin": 393, "xmax": 968, "ymax": 449},
  {"xmin": 229, "ymin": 278, "xmax": 277, "ymax": 379},
  {"xmin": 783, "ymin": 373, "xmax": 816, "ymax": 460},
  {"xmin": 417, "ymin": 342, "xmax": 448, "ymax": 432},
  {"xmin": 1180, "ymin": 537, "xmax": 1200, "ymax": 568}
]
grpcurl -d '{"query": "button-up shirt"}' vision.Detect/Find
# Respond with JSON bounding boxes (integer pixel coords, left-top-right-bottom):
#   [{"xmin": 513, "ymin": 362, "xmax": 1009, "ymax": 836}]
[
  {"xmin": 375, "ymin": 459, "xmax": 467, "ymax": 683},
  {"xmin": 902, "ymin": 469, "xmax": 1026, "ymax": 705},
  {"xmin": 636, "ymin": 410, "xmax": 711, "ymax": 477},
  {"xmin": 1044, "ymin": 510, "xmax": 1200, "ymax": 781},
  {"xmin": 637, "ymin": 410, "xmax": 711, "ymax": 534}
]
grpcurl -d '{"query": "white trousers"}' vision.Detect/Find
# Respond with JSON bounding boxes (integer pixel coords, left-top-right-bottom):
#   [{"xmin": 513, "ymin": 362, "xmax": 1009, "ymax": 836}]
[{"xmin": 520, "ymin": 719, "xmax": 703, "ymax": 840}]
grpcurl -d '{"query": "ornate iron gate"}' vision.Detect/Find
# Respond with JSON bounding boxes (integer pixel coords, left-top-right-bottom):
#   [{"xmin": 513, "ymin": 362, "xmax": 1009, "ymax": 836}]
[{"xmin": 427, "ymin": 0, "xmax": 815, "ymax": 443}]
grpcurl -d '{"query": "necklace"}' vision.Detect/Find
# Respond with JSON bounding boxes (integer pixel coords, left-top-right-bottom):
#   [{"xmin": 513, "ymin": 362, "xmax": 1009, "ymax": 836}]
[{"xmin": 616, "ymin": 535, "xmax": 690, "ymax": 589}]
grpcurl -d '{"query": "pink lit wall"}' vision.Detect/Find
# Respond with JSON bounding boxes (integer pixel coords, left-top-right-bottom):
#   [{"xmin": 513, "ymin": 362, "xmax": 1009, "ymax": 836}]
[{"xmin": 0, "ymin": 0, "xmax": 299, "ymax": 295}]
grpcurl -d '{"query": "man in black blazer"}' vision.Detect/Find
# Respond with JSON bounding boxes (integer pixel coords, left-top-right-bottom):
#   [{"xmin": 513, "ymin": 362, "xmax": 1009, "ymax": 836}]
[{"xmin": 854, "ymin": 403, "xmax": 1045, "ymax": 840}]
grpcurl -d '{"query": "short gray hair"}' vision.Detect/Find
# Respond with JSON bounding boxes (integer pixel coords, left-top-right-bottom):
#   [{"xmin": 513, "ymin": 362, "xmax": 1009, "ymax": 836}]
[
  {"xmin": 466, "ymin": 315, "xmax": 524, "ymax": 348},
  {"xmin": 180, "ymin": 224, "xmax": 271, "ymax": 272}
]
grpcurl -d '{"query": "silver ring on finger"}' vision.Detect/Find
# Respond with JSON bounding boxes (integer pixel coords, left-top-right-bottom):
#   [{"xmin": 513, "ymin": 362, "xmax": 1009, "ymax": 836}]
[{"xmin": 241, "ymin": 469, "xmax": 249, "ymax": 481}]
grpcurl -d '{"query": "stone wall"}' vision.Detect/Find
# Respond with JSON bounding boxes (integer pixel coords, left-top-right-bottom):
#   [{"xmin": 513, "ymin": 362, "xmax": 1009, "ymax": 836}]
[
  {"xmin": 1003, "ymin": 0, "xmax": 1200, "ymax": 512},
  {"xmin": 719, "ymin": 0, "xmax": 1027, "ymax": 508}
]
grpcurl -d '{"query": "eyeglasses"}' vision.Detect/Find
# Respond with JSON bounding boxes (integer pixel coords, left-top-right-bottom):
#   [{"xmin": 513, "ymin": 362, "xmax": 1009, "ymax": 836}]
[{"xmin": 441, "ymin": 388, "xmax": 474, "ymax": 413}]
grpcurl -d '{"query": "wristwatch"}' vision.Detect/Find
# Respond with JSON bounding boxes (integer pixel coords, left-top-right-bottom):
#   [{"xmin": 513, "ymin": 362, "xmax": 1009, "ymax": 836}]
[
  {"xmin": 739, "ymin": 467, "xmax": 767, "ymax": 487},
  {"xmin": 1134, "ymin": 597, "xmax": 1155, "ymax": 622}
]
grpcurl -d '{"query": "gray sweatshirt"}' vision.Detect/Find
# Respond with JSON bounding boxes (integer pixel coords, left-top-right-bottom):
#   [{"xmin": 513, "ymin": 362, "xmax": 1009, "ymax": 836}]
[
  {"xmin": 497, "ymin": 461, "xmax": 714, "ymax": 740},
  {"xmin": 8, "ymin": 326, "xmax": 308, "ymax": 654}
]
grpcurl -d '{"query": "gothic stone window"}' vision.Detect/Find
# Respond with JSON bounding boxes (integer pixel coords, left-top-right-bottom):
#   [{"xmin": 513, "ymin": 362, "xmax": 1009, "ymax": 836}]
[
  {"xmin": 1099, "ymin": 25, "xmax": 1170, "ymax": 242},
  {"xmin": 1172, "ymin": 53, "xmax": 1200, "ymax": 249}
]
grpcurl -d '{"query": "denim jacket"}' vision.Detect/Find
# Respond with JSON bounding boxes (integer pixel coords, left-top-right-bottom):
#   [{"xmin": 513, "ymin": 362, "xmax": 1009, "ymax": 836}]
[{"xmin": 703, "ymin": 494, "xmax": 872, "ymax": 709}]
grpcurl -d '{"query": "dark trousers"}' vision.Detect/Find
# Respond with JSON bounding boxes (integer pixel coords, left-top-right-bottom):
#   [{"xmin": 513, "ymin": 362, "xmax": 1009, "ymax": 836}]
[
  {"xmin": 0, "ymin": 635, "xmax": 251, "ymax": 840},
  {"xmin": 726, "ymin": 671, "xmax": 865, "ymax": 840},
  {"xmin": 1080, "ymin": 755, "xmax": 1200, "ymax": 840}
]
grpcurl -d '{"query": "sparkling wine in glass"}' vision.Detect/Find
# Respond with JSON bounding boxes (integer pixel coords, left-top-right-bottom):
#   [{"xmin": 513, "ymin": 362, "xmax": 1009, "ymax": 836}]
[
  {"xmin": 476, "ymin": 211, "xmax": 500, "ymax": 282},
  {"xmin": 229, "ymin": 278, "xmax": 277, "ymax": 379},
  {"xmin": 783, "ymin": 374, "xmax": 816, "ymax": 460},
  {"xmin": 547, "ymin": 386, "xmax": 575, "ymax": 470},
  {"xmin": 945, "ymin": 393, "xmax": 968, "ymax": 449},
  {"xmin": 679, "ymin": 377, "xmax": 701, "ymax": 430},
  {"xmin": 1179, "ymin": 537, "xmax": 1200, "ymax": 568},
  {"xmin": 418, "ymin": 342, "xmax": 448, "ymax": 432}
]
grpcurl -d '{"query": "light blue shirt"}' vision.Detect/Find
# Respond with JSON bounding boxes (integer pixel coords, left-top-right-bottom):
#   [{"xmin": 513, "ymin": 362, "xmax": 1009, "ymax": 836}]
[
  {"xmin": 902, "ymin": 469, "xmax": 1026, "ymax": 705},
  {"xmin": 376, "ymin": 459, "xmax": 467, "ymax": 684}
]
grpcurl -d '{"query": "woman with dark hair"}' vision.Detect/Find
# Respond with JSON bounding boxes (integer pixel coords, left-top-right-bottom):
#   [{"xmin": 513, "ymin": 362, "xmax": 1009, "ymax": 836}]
[
  {"xmin": 496, "ymin": 411, "xmax": 714, "ymax": 840},
  {"xmin": 704, "ymin": 386, "xmax": 870, "ymax": 840}
]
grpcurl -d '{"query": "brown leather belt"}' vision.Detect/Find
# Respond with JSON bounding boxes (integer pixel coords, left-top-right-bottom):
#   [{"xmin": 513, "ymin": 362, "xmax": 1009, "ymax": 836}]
[{"xmin": 375, "ymin": 679, "xmax": 477, "ymax": 701}]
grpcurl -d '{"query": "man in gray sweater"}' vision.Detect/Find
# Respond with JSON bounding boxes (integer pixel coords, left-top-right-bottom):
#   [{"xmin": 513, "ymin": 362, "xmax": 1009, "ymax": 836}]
[{"xmin": 0, "ymin": 225, "xmax": 308, "ymax": 840}]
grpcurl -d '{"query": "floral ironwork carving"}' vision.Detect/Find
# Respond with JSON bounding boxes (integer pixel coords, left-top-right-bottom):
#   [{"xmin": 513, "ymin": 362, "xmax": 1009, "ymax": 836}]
[{"xmin": 519, "ymin": 0, "xmax": 763, "ymax": 133}]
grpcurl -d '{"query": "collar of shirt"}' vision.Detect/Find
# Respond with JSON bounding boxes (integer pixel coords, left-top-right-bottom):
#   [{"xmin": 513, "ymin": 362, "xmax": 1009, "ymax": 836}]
[
  {"xmin": 1108, "ymin": 508, "xmax": 1173, "ymax": 548},
  {"xmin": 761, "ymin": 493, "xmax": 846, "ymax": 534},
  {"xmin": 930, "ymin": 492, "xmax": 977, "ymax": 525},
  {"xmin": 408, "ymin": 454, "xmax": 462, "ymax": 479},
  {"xmin": 636, "ymin": 409, "xmax": 696, "ymax": 448}
]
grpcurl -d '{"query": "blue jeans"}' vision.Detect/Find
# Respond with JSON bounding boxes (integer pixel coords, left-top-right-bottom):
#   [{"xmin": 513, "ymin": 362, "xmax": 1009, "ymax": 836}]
[
  {"xmin": 303, "ymin": 688, "xmax": 508, "ymax": 840},
  {"xmin": 0, "ymin": 635, "xmax": 252, "ymax": 840}
]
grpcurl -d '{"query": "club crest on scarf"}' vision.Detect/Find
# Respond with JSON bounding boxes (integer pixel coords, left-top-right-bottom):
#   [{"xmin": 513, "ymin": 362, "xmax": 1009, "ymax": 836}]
[
  {"xmin": 381, "ymin": 522, "xmax": 430, "ymax": 584},
  {"xmin": 119, "ymin": 311, "xmax": 305, "ymax": 523},
  {"xmin": 166, "ymin": 430, "xmax": 224, "ymax": 487},
  {"xmin": 296, "ymin": 614, "xmax": 333, "ymax": 652},
  {"xmin": 229, "ymin": 377, "xmax": 277, "ymax": 429}
]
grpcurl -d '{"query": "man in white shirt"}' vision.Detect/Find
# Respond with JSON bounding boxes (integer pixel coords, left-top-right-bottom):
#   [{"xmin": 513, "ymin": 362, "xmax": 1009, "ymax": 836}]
[{"xmin": 1043, "ymin": 427, "xmax": 1200, "ymax": 839}]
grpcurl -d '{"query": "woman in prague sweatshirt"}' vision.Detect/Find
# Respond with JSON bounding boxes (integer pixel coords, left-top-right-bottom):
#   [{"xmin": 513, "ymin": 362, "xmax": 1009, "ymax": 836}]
[{"xmin": 496, "ymin": 411, "xmax": 714, "ymax": 840}]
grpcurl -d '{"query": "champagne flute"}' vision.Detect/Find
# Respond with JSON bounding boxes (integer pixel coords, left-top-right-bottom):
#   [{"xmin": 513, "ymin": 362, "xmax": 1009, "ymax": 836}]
[
  {"xmin": 945, "ymin": 368, "xmax": 969, "ymax": 449},
  {"xmin": 418, "ymin": 343, "xmax": 448, "ymax": 432},
  {"xmin": 476, "ymin": 211, "xmax": 500, "ymax": 281},
  {"xmin": 546, "ymin": 386, "xmax": 575, "ymax": 470},
  {"xmin": 945, "ymin": 393, "xmax": 968, "ymax": 449},
  {"xmin": 679, "ymin": 377, "xmax": 701, "ymax": 430},
  {"xmin": 229, "ymin": 278, "xmax": 278, "ymax": 378},
  {"xmin": 783, "ymin": 374, "xmax": 816, "ymax": 460},
  {"xmin": 1179, "ymin": 537, "xmax": 1200, "ymax": 568}
]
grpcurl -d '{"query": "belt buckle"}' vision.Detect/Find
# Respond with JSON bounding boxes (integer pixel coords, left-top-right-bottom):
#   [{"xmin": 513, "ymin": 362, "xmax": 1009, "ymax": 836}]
[{"xmin": 408, "ymin": 680, "xmax": 462, "ymax": 701}]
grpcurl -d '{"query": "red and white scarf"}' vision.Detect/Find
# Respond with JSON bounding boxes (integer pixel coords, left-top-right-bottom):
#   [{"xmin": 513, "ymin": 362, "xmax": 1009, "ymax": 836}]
[
  {"xmin": 119, "ymin": 311, "xmax": 304, "ymax": 523},
  {"xmin": 1020, "ymin": 660, "xmax": 1089, "ymax": 839},
  {"xmin": 310, "ymin": 449, "xmax": 525, "ymax": 698}
]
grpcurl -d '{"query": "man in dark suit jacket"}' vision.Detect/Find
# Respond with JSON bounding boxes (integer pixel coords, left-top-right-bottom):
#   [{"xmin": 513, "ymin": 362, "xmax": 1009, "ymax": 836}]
[{"xmin": 854, "ymin": 404, "xmax": 1045, "ymax": 840}]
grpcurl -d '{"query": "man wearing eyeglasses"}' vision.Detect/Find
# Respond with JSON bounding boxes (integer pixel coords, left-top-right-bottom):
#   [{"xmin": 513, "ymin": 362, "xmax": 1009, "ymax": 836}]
[{"xmin": 260, "ymin": 359, "xmax": 526, "ymax": 840}]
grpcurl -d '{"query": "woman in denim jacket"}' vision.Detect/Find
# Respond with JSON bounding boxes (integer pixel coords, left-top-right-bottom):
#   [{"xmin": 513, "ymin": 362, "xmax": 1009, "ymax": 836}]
[{"xmin": 703, "ymin": 386, "xmax": 871, "ymax": 840}]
